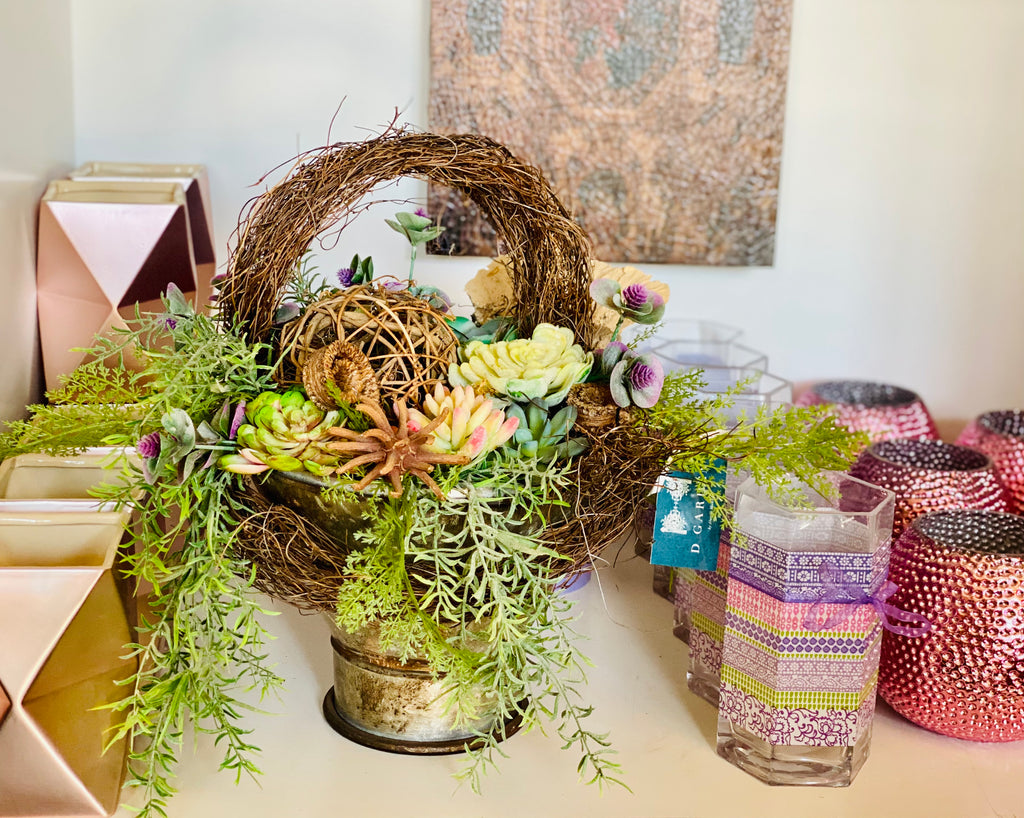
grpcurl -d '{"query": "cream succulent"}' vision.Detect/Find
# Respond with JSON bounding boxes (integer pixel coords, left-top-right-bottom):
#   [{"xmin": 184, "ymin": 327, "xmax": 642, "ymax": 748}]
[
  {"xmin": 449, "ymin": 323, "xmax": 593, "ymax": 408},
  {"xmin": 464, "ymin": 255, "xmax": 669, "ymax": 345},
  {"xmin": 407, "ymin": 384, "xmax": 519, "ymax": 461}
]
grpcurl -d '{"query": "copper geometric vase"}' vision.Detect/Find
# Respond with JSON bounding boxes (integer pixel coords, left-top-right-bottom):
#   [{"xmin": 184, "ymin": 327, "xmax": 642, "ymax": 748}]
[
  {"xmin": 36, "ymin": 180, "xmax": 199, "ymax": 391},
  {"xmin": 0, "ymin": 452, "xmax": 135, "ymax": 817},
  {"xmin": 69, "ymin": 162, "xmax": 216, "ymax": 309}
]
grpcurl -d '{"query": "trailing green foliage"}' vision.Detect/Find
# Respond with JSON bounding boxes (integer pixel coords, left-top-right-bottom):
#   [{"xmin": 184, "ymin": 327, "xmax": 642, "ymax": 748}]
[
  {"xmin": 645, "ymin": 369, "xmax": 867, "ymax": 521},
  {"xmin": 96, "ymin": 460, "xmax": 282, "ymax": 818},
  {"xmin": 0, "ymin": 363, "xmax": 148, "ymax": 459},
  {"xmin": 335, "ymin": 454, "xmax": 627, "ymax": 792},
  {"xmin": 0, "ymin": 289, "xmax": 283, "ymax": 818}
]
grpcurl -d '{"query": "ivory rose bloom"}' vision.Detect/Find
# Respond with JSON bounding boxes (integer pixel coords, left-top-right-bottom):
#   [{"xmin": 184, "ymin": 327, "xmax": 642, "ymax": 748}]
[{"xmin": 449, "ymin": 323, "xmax": 593, "ymax": 407}]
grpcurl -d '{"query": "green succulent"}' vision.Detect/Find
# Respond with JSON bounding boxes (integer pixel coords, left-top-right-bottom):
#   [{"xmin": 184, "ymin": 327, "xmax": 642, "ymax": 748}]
[
  {"xmin": 506, "ymin": 403, "xmax": 587, "ymax": 462},
  {"xmin": 226, "ymin": 388, "xmax": 342, "ymax": 476},
  {"xmin": 446, "ymin": 315, "xmax": 516, "ymax": 345}
]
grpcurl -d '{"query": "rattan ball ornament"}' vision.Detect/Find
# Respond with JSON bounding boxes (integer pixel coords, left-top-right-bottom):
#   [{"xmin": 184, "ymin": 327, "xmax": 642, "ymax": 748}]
[{"xmin": 282, "ymin": 283, "xmax": 459, "ymax": 405}]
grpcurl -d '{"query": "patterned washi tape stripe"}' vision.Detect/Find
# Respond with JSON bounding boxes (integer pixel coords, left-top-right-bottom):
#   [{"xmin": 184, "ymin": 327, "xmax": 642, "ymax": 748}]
[
  {"xmin": 726, "ymin": 578, "xmax": 880, "ymax": 632},
  {"xmin": 724, "ymin": 608, "xmax": 881, "ymax": 656},
  {"xmin": 723, "ymin": 633, "xmax": 881, "ymax": 694},
  {"xmin": 719, "ymin": 681, "xmax": 877, "ymax": 746},
  {"xmin": 729, "ymin": 534, "xmax": 889, "ymax": 603},
  {"xmin": 721, "ymin": 664, "xmax": 877, "ymax": 711}
]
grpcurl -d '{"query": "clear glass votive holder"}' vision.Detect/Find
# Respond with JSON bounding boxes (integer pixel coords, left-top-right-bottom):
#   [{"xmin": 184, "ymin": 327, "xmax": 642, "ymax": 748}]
[
  {"xmin": 655, "ymin": 341, "xmax": 767, "ymax": 373},
  {"xmin": 623, "ymin": 317, "xmax": 742, "ymax": 352},
  {"xmin": 716, "ymin": 472, "xmax": 895, "ymax": 787},
  {"xmin": 692, "ymin": 369, "xmax": 792, "ymax": 424}
]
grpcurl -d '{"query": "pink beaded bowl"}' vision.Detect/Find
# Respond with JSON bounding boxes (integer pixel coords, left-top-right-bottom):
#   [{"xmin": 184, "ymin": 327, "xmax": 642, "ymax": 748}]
[
  {"xmin": 797, "ymin": 380, "xmax": 938, "ymax": 451},
  {"xmin": 879, "ymin": 510, "xmax": 1024, "ymax": 741},
  {"xmin": 849, "ymin": 438, "xmax": 1010, "ymax": 539},
  {"xmin": 956, "ymin": 410, "xmax": 1024, "ymax": 514}
]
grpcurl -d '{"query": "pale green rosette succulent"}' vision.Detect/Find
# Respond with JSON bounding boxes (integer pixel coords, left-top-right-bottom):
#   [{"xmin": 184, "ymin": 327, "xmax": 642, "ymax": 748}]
[
  {"xmin": 219, "ymin": 388, "xmax": 342, "ymax": 476},
  {"xmin": 449, "ymin": 323, "xmax": 593, "ymax": 408}
]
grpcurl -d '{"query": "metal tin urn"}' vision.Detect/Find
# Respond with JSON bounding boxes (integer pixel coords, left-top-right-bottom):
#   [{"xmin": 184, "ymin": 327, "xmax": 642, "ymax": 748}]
[
  {"xmin": 323, "ymin": 619, "xmax": 522, "ymax": 754},
  {"xmin": 261, "ymin": 470, "xmax": 524, "ymax": 754}
]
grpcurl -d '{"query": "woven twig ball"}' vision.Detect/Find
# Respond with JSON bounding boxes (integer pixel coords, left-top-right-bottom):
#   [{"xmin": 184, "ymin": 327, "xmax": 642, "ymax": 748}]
[{"xmin": 284, "ymin": 284, "xmax": 458, "ymax": 405}]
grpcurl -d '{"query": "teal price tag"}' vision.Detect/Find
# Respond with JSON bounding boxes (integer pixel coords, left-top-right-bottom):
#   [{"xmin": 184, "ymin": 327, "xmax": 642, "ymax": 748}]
[{"xmin": 650, "ymin": 462, "xmax": 726, "ymax": 571}]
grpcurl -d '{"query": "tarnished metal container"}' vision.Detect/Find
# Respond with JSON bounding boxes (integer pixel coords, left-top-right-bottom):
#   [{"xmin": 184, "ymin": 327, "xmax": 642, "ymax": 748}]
[
  {"xmin": 260, "ymin": 470, "xmax": 526, "ymax": 753},
  {"xmin": 323, "ymin": 618, "xmax": 522, "ymax": 754},
  {"xmin": 259, "ymin": 469, "xmax": 370, "ymax": 545}
]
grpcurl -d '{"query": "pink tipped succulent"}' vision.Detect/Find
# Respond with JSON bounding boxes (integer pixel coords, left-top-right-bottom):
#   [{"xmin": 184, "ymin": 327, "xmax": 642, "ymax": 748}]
[{"xmin": 408, "ymin": 383, "xmax": 519, "ymax": 462}]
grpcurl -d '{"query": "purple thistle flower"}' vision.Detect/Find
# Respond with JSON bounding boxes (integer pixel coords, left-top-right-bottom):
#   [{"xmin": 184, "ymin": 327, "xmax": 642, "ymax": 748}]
[
  {"xmin": 621, "ymin": 283, "xmax": 650, "ymax": 311},
  {"xmin": 137, "ymin": 431, "xmax": 161, "ymax": 459},
  {"xmin": 337, "ymin": 267, "xmax": 355, "ymax": 287},
  {"xmin": 163, "ymin": 316, "xmax": 178, "ymax": 330}
]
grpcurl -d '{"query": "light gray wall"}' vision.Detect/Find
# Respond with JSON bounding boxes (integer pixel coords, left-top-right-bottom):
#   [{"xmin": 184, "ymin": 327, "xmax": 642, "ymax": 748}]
[
  {"xmin": 0, "ymin": 0, "xmax": 75, "ymax": 421},
  {"xmin": 69, "ymin": 0, "xmax": 1024, "ymax": 431}
]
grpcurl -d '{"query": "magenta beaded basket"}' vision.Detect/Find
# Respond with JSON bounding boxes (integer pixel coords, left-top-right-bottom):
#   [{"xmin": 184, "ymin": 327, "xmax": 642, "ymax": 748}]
[
  {"xmin": 956, "ymin": 410, "xmax": 1024, "ymax": 514},
  {"xmin": 879, "ymin": 510, "xmax": 1024, "ymax": 741},
  {"xmin": 797, "ymin": 381, "xmax": 938, "ymax": 450},
  {"xmin": 849, "ymin": 439, "xmax": 1010, "ymax": 539}
]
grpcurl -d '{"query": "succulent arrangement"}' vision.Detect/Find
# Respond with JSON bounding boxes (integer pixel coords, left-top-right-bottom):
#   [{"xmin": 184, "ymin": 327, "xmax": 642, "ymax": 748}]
[{"xmin": 0, "ymin": 129, "xmax": 860, "ymax": 817}]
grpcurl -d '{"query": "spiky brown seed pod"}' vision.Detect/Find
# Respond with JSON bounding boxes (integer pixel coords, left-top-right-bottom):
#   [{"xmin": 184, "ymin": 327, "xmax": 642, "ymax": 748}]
[{"xmin": 302, "ymin": 340, "xmax": 381, "ymax": 411}]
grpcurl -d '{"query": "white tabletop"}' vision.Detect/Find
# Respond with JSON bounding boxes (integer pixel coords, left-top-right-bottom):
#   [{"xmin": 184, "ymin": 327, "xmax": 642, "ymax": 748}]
[{"xmin": 117, "ymin": 552, "xmax": 1024, "ymax": 818}]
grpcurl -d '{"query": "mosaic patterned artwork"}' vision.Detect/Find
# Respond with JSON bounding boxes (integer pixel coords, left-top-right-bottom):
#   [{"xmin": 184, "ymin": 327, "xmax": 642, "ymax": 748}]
[{"xmin": 428, "ymin": 0, "xmax": 793, "ymax": 265}]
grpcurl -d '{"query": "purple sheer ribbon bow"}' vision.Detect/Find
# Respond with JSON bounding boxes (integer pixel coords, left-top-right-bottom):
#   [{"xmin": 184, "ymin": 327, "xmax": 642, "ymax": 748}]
[{"xmin": 804, "ymin": 561, "xmax": 932, "ymax": 638}]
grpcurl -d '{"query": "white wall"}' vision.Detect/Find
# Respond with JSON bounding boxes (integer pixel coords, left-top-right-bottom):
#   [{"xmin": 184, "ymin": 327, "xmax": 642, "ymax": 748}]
[
  {"xmin": 0, "ymin": 1, "xmax": 75, "ymax": 421},
  {"xmin": 70, "ymin": 0, "xmax": 1024, "ymax": 433}
]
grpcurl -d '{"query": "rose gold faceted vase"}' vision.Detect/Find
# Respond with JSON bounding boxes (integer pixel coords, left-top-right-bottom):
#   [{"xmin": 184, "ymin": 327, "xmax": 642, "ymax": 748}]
[
  {"xmin": 69, "ymin": 162, "xmax": 216, "ymax": 307},
  {"xmin": 0, "ymin": 502, "xmax": 134, "ymax": 816},
  {"xmin": 36, "ymin": 180, "xmax": 199, "ymax": 390},
  {"xmin": 879, "ymin": 511, "xmax": 1024, "ymax": 741}
]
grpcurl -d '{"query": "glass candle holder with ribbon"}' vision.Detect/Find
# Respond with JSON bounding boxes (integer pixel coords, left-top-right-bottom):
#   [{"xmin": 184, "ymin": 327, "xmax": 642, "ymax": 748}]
[
  {"xmin": 670, "ymin": 375, "xmax": 792, "ymax": 649},
  {"xmin": 796, "ymin": 380, "xmax": 938, "ymax": 452},
  {"xmin": 642, "ymin": 345, "xmax": 769, "ymax": 609},
  {"xmin": 879, "ymin": 510, "xmax": 1024, "ymax": 741},
  {"xmin": 956, "ymin": 410, "xmax": 1024, "ymax": 514},
  {"xmin": 849, "ymin": 438, "xmax": 1011, "ymax": 540},
  {"xmin": 716, "ymin": 472, "xmax": 929, "ymax": 787},
  {"xmin": 686, "ymin": 469, "xmax": 748, "ymax": 707}
]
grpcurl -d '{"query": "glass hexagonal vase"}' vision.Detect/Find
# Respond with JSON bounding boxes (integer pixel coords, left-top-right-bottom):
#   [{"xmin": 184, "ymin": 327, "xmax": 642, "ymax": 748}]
[{"xmin": 716, "ymin": 472, "xmax": 895, "ymax": 787}]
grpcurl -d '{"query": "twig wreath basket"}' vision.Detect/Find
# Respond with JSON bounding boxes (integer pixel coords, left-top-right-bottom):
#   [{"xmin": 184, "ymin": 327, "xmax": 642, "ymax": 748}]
[
  {"xmin": 0, "ymin": 120, "xmax": 859, "ymax": 816},
  {"xmin": 219, "ymin": 126, "xmax": 720, "ymax": 582}
]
